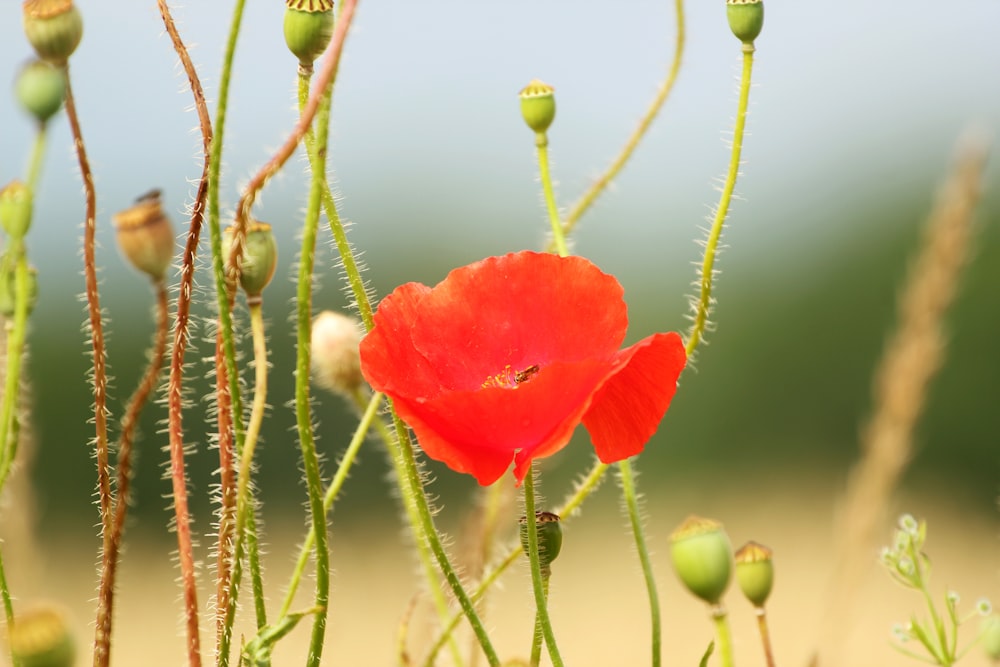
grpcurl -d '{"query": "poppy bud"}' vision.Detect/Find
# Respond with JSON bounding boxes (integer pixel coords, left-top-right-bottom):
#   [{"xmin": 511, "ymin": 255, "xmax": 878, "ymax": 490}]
[
  {"xmin": 284, "ymin": 0, "xmax": 335, "ymax": 68},
  {"xmin": 14, "ymin": 60, "xmax": 66, "ymax": 125},
  {"xmin": 310, "ymin": 310, "xmax": 364, "ymax": 395},
  {"xmin": 0, "ymin": 181, "xmax": 33, "ymax": 239},
  {"xmin": 223, "ymin": 222, "xmax": 278, "ymax": 301},
  {"xmin": 22, "ymin": 0, "xmax": 83, "ymax": 65},
  {"xmin": 726, "ymin": 0, "xmax": 764, "ymax": 46},
  {"xmin": 112, "ymin": 190, "xmax": 175, "ymax": 281},
  {"xmin": 734, "ymin": 541, "xmax": 773, "ymax": 607},
  {"xmin": 670, "ymin": 515, "xmax": 732, "ymax": 606},
  {"xmin": 519, "ymin": 511, "xmax": 562, "ymax": 573},
  {"xmin": 7, "ymin": 604, "xmax": 75, "ymax": 667},
  {"xmin": 519, "ymin": 79, "xmax": 556, "ymax": 134}
]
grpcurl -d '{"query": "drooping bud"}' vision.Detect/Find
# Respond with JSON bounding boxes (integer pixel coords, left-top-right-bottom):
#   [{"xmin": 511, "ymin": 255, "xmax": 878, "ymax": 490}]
[
  {"xmin": 519, "ymin": 79, "xmax": 556, "ymax": 134},
  {"xmin": 670, "ymin": 515, "xmax": 732, "ymax": 606},
  {"xmin": 284, "ymin": 0, "xmax": 335, "ymax": 68},
  {"xmin": 223, "ymin": 221, "xmax": 278, "ymax": 302},
  {"xmin": 22, "ymin": 0, "xmax": 83, "ymax": 65},
  {"xmin": 734, "ymin": 541, "xmax": 774, "ymax": 607},
  {"xmin": 519, "ymin": 511, "xmax": 562, "ymax": 573},
  {"xmin": 112, "ymin": 190, "xmax": 175, "ymax": 281},
  {"xmin": 0, "ymin": 181, "xmax": 34, "ymax": 239},
  {"xmin": 726, "ymin": 0, "xmax": 764, "ymax": 46},
  {"xmin": 311, "ymin": 310, "xmax": 364, "ymax": 395},
  {"xmin": 14, "ymin": 59, "xmax": 66, "ymax": 125},
  {"xmin": 7, "ymin": 604, "xmax": 75, "ymax": 667}
]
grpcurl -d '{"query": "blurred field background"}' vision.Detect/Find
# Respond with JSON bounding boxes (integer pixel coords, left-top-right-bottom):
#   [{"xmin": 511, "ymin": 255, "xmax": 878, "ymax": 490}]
[{"xmin": 2, "ymin": 0, "xmax": 1000, "ymax": 665}]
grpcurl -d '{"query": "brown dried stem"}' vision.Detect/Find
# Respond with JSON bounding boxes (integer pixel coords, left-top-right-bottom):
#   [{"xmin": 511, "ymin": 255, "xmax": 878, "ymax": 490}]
[
  {"xmin": 94, "ymin": 279, "xmax": 169, "ymax": 666},
  {"xmin": 213, "ymin": 335, "xmax": 237, "ymax": 651},
  {"xmin": 814, "ymin": 131, "xmax": 991, "ymax": 666},
  {"xmin": 155, "ymin": 2, "xmax": 214, "ymax": 666}
]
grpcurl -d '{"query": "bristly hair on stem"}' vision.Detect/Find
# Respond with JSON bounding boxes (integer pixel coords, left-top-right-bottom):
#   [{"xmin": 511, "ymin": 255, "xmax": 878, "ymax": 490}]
[{"xmin": 155, "ymin": 2, "xmax": 214, "ymax": 665}]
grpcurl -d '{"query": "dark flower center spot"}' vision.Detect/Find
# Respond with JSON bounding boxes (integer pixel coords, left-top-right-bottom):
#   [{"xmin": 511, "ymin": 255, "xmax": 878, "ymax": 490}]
[{"xmin": 482, "ymin": 364, "xmax": 540, "ymax": 389}]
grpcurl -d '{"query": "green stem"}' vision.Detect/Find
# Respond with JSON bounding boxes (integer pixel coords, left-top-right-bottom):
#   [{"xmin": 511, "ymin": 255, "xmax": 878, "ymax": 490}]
[
  {"xmin": 295, "ymin": 81, "xmax": 334, "ymax": 667},
  {"xmin": 423, "ymin": 459, "xmax": 609, "ymax": 667},
  {"xmin": 278, "ymin": 391, "xmax": 383, "ymax": 619},
  {"xmin": 26, "ymin": 125, "xmax": 47, "ymax": 193},
  {"xmin": 0, "ymin": 546, "xmax": 15, "ymax": 667},
  {"xmin": 0, "ymin": 247, "xmax": 28, "ymax": 497},
  {"xmin": 346, "ymin": 392, "xmax": 466, "ymax": 667},
  {"xmin": 208, "ymin": 2, "xmax": 251, "ymax": 663},
  {"xmin": 535, "ymin": 132, "xmax": 568, "ymax": 257},
  {"xmin": 553, "ymin": 0, "xmax": 686, "ymax": 248},
  {"xmin": 685, "ymin": 45, "xmax": 756, "ymax": 359},
  {"xmin": 523, "ymin": 467, "xmax": 563, "ymax": 667},
  {"xmin": 711, "ymin": 606, "xmax": 735, "ymax": 667},
  {"xmin": 231, "ymin": 301, "xmax": 269, "ymax": 630},
  {"xmin": 529, "ymin": 574, "xmax": 551, "ymax": 666},
  {"xmin": 617, "ymin": 459, "xmax": 661, "ymax": 667}
]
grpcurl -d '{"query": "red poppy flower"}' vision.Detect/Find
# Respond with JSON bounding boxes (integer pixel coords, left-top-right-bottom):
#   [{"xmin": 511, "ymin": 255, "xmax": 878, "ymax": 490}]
[{"xmin": 359, "ymin": 251, "xmax": 687, "ymax": 485}]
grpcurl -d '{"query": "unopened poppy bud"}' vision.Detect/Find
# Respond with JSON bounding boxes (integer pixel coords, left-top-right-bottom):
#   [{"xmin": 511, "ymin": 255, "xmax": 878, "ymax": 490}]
[
  {"xmin": 519, "ymin": 511, "xmax": 562, "ymax": 572},
  {"xmin": 14, "ymin": 60, "xmax": 66, "ymax": 125},
  {"xmin": 981, "ymin": 614, "xmax": 1000, "ymax": 661},
  {"xmin": 311, "ymin": 310, "xmax": 363, "ymax": 395},
  {"xmin": 519, "ymin": 79, "xmax": 556, "ymax": 134},
  {"xmin": 22, "ymin": 0, "xmax": 83, "ymax": 65},
  {"xmin": 112, "ymin": 190, "xmax": 175, "ymax": 281},
  {"xmin": 726, "ymin": 0, "xmax": 764, "ymax": 46},
  {"xmin": 223, "ymin": 222, "xmax": 278, "ymax": 301},
  {"xmin": 284, "ymin": 0, "xmax": 335, "ymax": 68},
  {"xmin": 7, "ymin": 604, "xmax": 75, "ymax": 667},
  {"xmin": 734, "ymin": 541, "xmax": 773, "ymax": 607},
  {"xmin": 670, "ymin": 515, "xmax": 732, "ymax": 606},
  {"xmin": 0, "ymin": 181, "xmax": 34, "ymax": 239}
]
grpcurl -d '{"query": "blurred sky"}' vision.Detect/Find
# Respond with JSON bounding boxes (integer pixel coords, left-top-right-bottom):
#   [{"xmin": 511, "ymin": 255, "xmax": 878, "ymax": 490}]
[{"xmin": 2, "ymin": 0, "xmax": 999, "ymax": 292}]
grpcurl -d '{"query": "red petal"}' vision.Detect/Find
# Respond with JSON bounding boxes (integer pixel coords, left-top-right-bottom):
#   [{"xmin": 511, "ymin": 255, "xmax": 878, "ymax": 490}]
[
  {"xmin": 409, "ymin": 252, "xmax": 628, "ymax": 390},
  {"xmin": 582, "ymin": 332, "xmax": 687, "ymax": 462},
  {"xmin": 392, "ymin": 359, "xmax": 613, "ymax": 485},
  {"xmin": 360, "ymin": 282, "xmax": 446, "ymax": 398}
]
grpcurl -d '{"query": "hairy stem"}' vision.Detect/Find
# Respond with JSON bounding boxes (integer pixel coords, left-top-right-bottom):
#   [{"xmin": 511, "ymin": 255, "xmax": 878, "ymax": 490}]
[
  {"xmin": 534, "ymin": 132, "xmax": 568, "ymax": 257},
  {"xmin": 617, "ymin": 459, "xmax": 661, "ymax": 667},
  {"xmin": 522, "ymin": 468, "xmax": 562, "ymax": 667}
]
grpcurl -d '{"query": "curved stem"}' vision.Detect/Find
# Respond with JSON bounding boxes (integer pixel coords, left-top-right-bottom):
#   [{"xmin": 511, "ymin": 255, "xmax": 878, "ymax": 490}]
[
  {"xmin": 94, "ymin": 279, "xmax": 169, "ymax": 666},
  {"xmin": 154, "ymin": 3, "xmax": 216, "ymax": 664},
  {"xmin": 423, "ymin": 459, "xmax": 609, "ymax": 667},
  {"xmin": 711, "ymin": 606, "xmax": 735, "ymax": 667},
  {"xmin": 205, "ymin": 0, "xmax": 248, "ymax": 659},
  {"xmin": 686, "ymin": 46, "xmax": 755, "ymax": 359},
  {"xmin": 522, "ymin": 467, "xmax": 562, "ymax": 667},
  {"xmin": 617, "ymin": 459, "xmax": 661, "ymax": 667},
  {"xmin": 552, "ymin": 0, "xmax": 686, "ymax": 248},
  {"xmin": 535, "ymin": 132, "xmax": 568, "ymax": 257}
]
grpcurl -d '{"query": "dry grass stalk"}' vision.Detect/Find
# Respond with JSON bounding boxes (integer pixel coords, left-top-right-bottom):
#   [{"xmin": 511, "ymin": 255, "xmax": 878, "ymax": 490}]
[{"xmin": 813, "ymin": 130, "xmax": 992, "ymax": 666}]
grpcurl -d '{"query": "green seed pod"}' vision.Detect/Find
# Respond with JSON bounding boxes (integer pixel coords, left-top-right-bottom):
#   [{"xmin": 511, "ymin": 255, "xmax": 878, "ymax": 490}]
[
  {"xmin": 519, "ymin": 511, "xmax": 563, "ymax": 572},
  {"xmin": 223, "ymin": 221, "xmax": 278, "ymax": 301},
  {"xmin": 22, "ymin": 0, "xmax": 83, "ymax": 65},
  {"xmin": 14, "ymin": 59, "xmax": 66, "ymax": 125},
  {"xmin": 726, "ymin": 0, "xmax": 764, "ymax": 46},
  {"xmin": 7, "ymin": 604, "xmax": 75, "ymax": 667},
  {"xmin": 284, "ymin": 0, "xmax": 335, "ymax": 68},
  {"xmin": 670, "ymin": 515, "xmax": 732, "ymax": 606},
  {"xmin": 519, "ymin": 79, "xmax": 556, "ymax": 134},
  {"xmin": 0, "ymin": 180, "xmax": 34, "ymax": 239},
  {"xmin": 311, "ymin": 310, "xmax": 364, "ymax": 395},
  {"xmin": 734, "ymin": 541, "xmax": 774, "ymax": 607},
  {"xmin": 112, "ymin": 190, "xmax": 175, "ymax": 281}
]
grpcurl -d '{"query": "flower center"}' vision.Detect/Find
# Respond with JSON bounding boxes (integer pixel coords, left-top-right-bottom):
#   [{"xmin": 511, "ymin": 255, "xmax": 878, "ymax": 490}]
[{"xmin": 482, "ymin": 364, "xmax": 540, "ymax": 389}]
